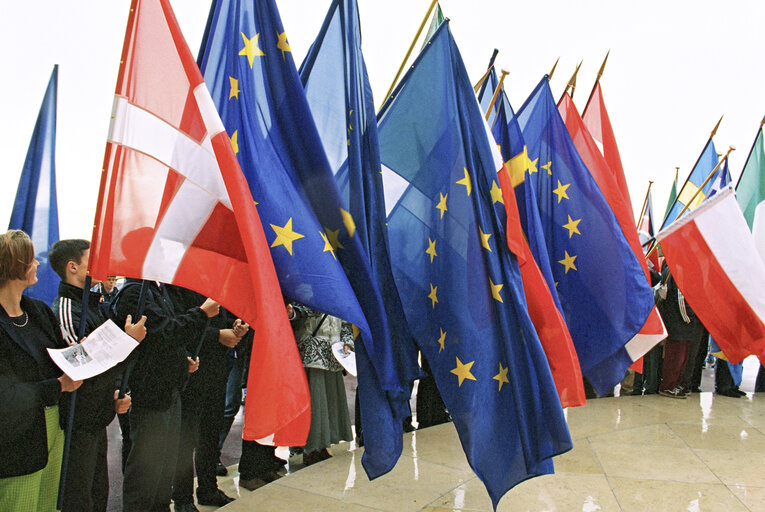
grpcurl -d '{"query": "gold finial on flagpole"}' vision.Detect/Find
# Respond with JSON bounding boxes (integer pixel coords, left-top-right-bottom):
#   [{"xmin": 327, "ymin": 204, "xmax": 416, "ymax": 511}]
[
  {"xmin": 596, "ymin": 50, "xmax": 610, "ymax": 83},
  {"xmin": 485, "ymin": 69, "xmax": 510, "ymax": 121},
  {"xmin": 548, "ymin": 57, "xmax": 560, "ymax": 81},
  {"xmin": 710, "ymin": 115, "xmax": 724, "ymax": 139}
]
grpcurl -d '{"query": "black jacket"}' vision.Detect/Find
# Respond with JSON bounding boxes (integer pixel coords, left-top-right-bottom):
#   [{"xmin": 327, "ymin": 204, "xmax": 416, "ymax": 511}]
[
  {"xmin": 657, "ymin": 268, "xmax": 704, "ymax": 341},
  {"xmin": 113, "ymin": 280, "xmax": 207, "ymax": 410},
  {"xmin": 0, "ymin": 296, "xmax": 67, "ymax": 478},
  {"xmin": 53, "ymin": 281, "xmax": 121, "ymax": 432}
]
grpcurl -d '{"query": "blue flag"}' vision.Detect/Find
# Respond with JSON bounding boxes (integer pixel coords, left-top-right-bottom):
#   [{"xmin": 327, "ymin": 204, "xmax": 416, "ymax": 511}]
[
  {"xmin": 707, "ymin": 156, "xmax": 731, "ymax": 197},
  {"xmin": 661, "ymin": 138, "xmax": 719, "ymax": 228},
  {"xmin": 378, "ymin": 23, "xmax": 571, "ymax": 508},
  {"xmin": 9, "ymin": 65, "xmax": 60, "ymax": 305},
  {"xmin": 299, "ymin": 0, "xmax": 421, "ymax": 477},
  {"xmin": 197, "ymin": 0, "xmax": 408, "ymax": 477},
  {"xmin": 514, "ymin": 77, "xmax": 654, "ymax": 394}
]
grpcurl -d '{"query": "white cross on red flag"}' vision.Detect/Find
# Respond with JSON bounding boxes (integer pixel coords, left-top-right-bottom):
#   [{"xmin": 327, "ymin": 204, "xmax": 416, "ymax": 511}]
[{"xmin": 88, "ymin": 0, "xmax": 310, "ymax": 445}]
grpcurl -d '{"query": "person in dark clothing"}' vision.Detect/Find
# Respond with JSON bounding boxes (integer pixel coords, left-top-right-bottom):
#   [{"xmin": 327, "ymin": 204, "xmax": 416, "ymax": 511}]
[
  {"xmin": 165, "ymin": 285, "xmax": 248, "ymax": 511},
  {"xmin": 113, "ymin": 279, "xmax": 218, "ymax": 512},
  {"xmin": 49, "ymin": 239, "xmax": 145, "ymax": 512}
]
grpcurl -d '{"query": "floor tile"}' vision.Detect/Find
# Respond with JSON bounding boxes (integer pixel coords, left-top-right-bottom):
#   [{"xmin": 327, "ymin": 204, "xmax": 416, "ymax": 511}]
[
  {"xmin": 695, "ymin": 449, "xmax": 765, "ymax": 487},
  {"xmin": 608, "ymin": 476, "xmax": 749, "ymax": 512}
]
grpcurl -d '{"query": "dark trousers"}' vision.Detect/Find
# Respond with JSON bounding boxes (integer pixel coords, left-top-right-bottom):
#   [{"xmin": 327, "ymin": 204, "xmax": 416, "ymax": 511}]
[
  {"xmin": 61, "ymin": 428, "xmax": 109, "ymax": 512},
  {"xmin": 679, "ymin": 336, "xmax": 703, "ymax": 391},
  {"xmin": 715, "ymin": 360, "xmax": 738, "ymax": 392},
  {"xmin": 173, "ymin": 363, "xmax": 229, "ymax": 503},
  {"xmin": 218, "ymin": 352, "xmax": 244, "ymax": 450},
  {"xmin": 238, "ymin": 440, "xmax": 278, "ymax": 480},
  {"xmin": 642, "ymin": 342, "xmax": 664, "ymax": 394},
  {"xmin": 757, "ymin": 365, "xmax": 765, "ymax": 392},
  {"xmin": 660, "ymin": 339, "xmax": 691, "ymax": 391},
  {"xmin": 118, "ymin": 412, "xmax": 131, "ymax": 472},
  {"xmin": 122, "ymin": 394, "xmax": 182, "ymax": 512}
]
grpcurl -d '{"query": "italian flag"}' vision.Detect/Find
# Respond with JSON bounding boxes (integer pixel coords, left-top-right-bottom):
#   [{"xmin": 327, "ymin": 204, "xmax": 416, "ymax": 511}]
[{"xmin": 736, "ymin": 124, "xmax": 765, "ymax": 262}]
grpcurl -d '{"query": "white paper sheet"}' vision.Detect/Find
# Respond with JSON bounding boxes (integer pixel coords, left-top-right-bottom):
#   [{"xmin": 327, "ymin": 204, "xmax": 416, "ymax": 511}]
[{"xmin": 331, "ymin": 342, "xmax": 356, "ymax": 377}]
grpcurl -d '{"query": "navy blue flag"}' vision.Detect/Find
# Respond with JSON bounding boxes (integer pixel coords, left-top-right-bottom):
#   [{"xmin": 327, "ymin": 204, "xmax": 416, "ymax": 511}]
[
  {"xmin": 661, "ymin": 138, "xmax": 719, "ymax": 228},
  {"xmin": 9, "ymin": 65, "xmax": 60, "ymax": 305},
  {"xmin": 197, "ymin": 0, "xmax": 408, "ymax": 477},
  {"xmin": 299, "ymin": 0, "xmax": 421, "ymax": 477},
  {"xmin": 378, "ymin": 23, "xmax": 571, "ymax": 508},
  {"xmin": 514, "ymin": 77, "xmax": 654, "ymax": 394},
  {"xmin": 707, "ymin": 156, "xmax": 731, "ymax": 198}
]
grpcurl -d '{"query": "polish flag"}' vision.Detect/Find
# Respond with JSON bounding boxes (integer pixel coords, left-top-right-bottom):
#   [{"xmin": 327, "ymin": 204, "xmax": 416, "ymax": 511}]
[
  {"xmin": 562, "ymin": 92, "xmax": 667, "ymax": 372},
  {"xmin": 88, "ymin": 0, "xmax": 310, "ymax": 445},
  {"xmin": 657, "ymin": 187, "xmax": 765, "ymax": 363}
]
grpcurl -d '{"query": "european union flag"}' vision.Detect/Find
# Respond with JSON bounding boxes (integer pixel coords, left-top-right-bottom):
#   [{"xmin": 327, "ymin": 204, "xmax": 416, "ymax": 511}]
[
  {"xmin": 9, "ymin": 65, "xmax": 60, "ymax": 306},
  {"xmin": 661, "ymin": 138, "xmax": 719, "ymax": 228},
  {"xmin": 514, "ymin": 78, "xmax": 654, "ymax": 394},
  {"xmin": 378, "ymin": 23, "xmax": 571, "ymax": 508},
  {"xmin": 299, "ymin": 0, "xmax": 421, "ymax": 477}
]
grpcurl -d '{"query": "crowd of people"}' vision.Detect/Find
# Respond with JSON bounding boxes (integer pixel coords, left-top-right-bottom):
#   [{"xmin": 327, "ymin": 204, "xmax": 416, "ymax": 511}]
[{"xmin": 2, "ymin": 228, "xmax": 765, "ymax": 511}]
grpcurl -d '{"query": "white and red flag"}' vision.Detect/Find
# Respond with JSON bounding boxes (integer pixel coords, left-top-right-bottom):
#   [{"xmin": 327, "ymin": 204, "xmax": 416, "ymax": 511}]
[
  {"xmin": 88, "ymin": 0, "xmax": 310, "ymax": 445},
  {"xmin": 657, "ymin": 187, "xmax": 765, "ymax": 363}
]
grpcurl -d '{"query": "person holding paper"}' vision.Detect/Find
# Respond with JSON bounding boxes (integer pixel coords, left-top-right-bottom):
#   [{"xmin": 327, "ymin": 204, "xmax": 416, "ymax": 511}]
[
  {"xmin": 49, "ymin": 238, "xmax": 146, "ymax": 512},
  {"xmin": 0, "ymin": 230, "xmax": 83, "ymax": 511}
]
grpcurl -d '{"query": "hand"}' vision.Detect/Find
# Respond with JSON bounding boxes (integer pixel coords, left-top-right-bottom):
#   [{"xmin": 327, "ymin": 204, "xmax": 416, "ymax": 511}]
[
  {"xmin": 200, "ymin": 298, "xmax": 220, "ymax": 318},
  {"xmin": 124, "ymin": 315, "xmax": 147, "ymax": 342},
  {"xmin": 187, "ymin": 356, "xmax": 200, "ymax": 373},
  {"xmin": 218, "ymin": 329, "xmax": 242, "ymax": 349},
  {"xmin": 58, "ymin": 373, "xmax": 83, "ymax": 392},
  {"xmin": 114, "ymin": 390, "xmax": 131, "ymax": 414},
  {"xmin": 286, "ymin": 303, "xmax": 295, "ymax": 320},
  {"xmin": 232, "ymin": 319, "xmax": 249, "ymax": 338}
]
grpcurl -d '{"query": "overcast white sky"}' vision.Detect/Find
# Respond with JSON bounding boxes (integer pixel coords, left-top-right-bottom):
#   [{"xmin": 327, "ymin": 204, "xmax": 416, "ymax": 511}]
[{"xmin": 2, "ymin": 0, "xmax": 764, "ymax": 239}]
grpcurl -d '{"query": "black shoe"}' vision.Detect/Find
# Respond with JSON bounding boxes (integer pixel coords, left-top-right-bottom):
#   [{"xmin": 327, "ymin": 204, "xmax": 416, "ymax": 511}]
[
  {"xmin": 716, "ymin": 388, "xmax": 742, "ymax": 398},
  {"xmin": 303, "ymin": 450, "xmax": 324, "ymax": 466},
  {"xmin": 660, "ymin": 387, "xmax": 687, "ymax": 399},
  {"xmin": 196, "ymin": 489, "xmax": 234, "ymax": 507},
  {"xmin": 173, "ymin": 502, "xmax": 199, "ymax": 512},
  {"xmin": 733, "ymin": 388, "xmax": 747, "ymax": 397},
  {"xmin": 216, "ymin": 460, "xmax": 228, "ymax": 476}
]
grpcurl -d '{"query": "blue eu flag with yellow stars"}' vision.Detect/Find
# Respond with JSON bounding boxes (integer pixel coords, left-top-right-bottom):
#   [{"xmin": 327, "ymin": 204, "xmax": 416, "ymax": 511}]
[
  {"xmin": 514, "ymin": 77, "xmax": 654, "ymax": 395},
  {"xmin": 197, "ymin": 0, "xmax": 410, "ymax": 477},
  {"xmin": 299, "ymin": 0, "xmax": 422, "ymax": 478},
  {"xmin": 10, "ymin": 65, "xmax": 60, "ymax": 306},
  {"xmin": 378, "ymin": 22, "xmax": 571, "ymax": 508},
  {"xmin": 662, "ymin": 138, "xmax": 719, "ymax": 228}
]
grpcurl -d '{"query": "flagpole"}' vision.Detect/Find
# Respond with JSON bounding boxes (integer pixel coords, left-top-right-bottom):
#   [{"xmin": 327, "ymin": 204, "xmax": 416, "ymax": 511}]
[
  {"xmin": 582, "ymin": 50, "xmax": 609, "ymax": 116},
  {"xmin": 660, "ymin": 115, "xmax": 724, "ymax": 226},
  {"xmin": 734, "ymin": 114, "xmax": 765, "ymax": 190},
  {"xmin": 485, "ymin": 69, "xmax": 509, "ymax": 121},
  {"xmin": 647, "ymin": 146, "xmax": 735, "ymax": 259},
  {"xmin": 558, "ymin": 60, "xmax": 582, "ymax": 104},
  {"xmin": 473, "ymin": 67, "xmax": 493, "ymax": 94},
  {"xmin": 547, "ymin": 57, "xmax": 560, "ymax": 81},
  {"xmin": 381, "ymin": 0, "xmax": 439, "ymax": 107},
  {"xmin": 636, "ymin": 180, "xmax": 654, "ymax": 229}
]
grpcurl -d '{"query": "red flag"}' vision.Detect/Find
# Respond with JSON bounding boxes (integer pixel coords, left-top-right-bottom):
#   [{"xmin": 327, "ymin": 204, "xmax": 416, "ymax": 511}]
[
  {"xmin": 657, "ymin": 188, "xmax": 765, "ymax": 363},
  {"xmin": 88, "ymin": 0, "xmax": 310, "ymax": 445},
  {"xmin": 497, "ymin": 165, "xmax": 586, "ymax": 408},
  {"xmin": 560, "ymin": 93, "xmax": 666, "ymax": 372}
]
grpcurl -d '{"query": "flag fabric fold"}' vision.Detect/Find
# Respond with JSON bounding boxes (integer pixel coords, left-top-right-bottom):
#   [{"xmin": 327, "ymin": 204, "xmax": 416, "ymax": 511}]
[
  {"xmin": 736, "ymin": 125, "xmax": 765, "ymax": 262},
  {"xmin": 656, "ymin": 187, "xmax": 765, "ymax": 363},
  {"xmin": 88, "ymin": 0, "xmax": 310, "ymax": 445},
  {"xmin": 514, "ymin": 77, "xmax": 655, "ymax": 394},
  {"xmin": 299, "ymin": 0, "xmax": 421, "ymax": 477},
  {"xmin": 10, "ymin": 65, "xmax": 60, "ymax": 306},
  {"xmin": 378, "ymin": 22, "xmax": 571, "ymax": 508}
]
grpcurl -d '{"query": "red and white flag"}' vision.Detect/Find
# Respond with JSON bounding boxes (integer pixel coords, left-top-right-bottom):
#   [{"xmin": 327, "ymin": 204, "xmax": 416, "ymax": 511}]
[
  {"xmin": 561, "ymin": 93, "xmax": 666, "ymax": 371},
  {"xmin": 657, "ymin": 187, "xmax": 765, "ymax": 363},
  {"xmin": 88, "ymin": 0, "xmax": 310, "ymax": 445}
]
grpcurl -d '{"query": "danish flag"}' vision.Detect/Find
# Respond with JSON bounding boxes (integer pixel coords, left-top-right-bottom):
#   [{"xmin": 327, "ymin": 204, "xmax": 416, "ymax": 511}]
[{"xmin": 88, "ymin": 0, "xmax": 310, "ymax": 445}]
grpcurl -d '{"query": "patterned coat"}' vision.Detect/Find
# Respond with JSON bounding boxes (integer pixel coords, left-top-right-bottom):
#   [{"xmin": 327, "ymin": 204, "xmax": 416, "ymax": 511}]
[{"xmin": 291, "ymin": 304, "xmax": 354, "ymax": 372}]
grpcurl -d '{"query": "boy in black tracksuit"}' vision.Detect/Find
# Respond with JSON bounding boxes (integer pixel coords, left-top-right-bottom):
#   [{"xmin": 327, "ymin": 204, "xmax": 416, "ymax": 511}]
[
  {"xmin": 114, "ymin": 279, "xmax": 218, "ymax": 512},
  {"xmin": 49, "ymin": 239, "xmax": 142, "ymax": 512}
]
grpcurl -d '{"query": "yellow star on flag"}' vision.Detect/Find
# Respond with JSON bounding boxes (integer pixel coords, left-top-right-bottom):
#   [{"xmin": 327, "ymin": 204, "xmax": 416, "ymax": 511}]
[
  {"xmin": 451, "ymin": 357, "xmax": 476, "ymax": 387},
  {"xmin": 437, "ymin": 328, "xmax": 446, "ymax": 352},
  {"xmin": 239, "ymin": 32, "xmax": 265, "ymax": 69},
  {"xmin": 426, "ymin": 238, "xmax": 437, "ymax": 263},
  {"xmin": 493, "ymin": 363, "xmax": 509, "ymax": 391},
  {"xmin": 490, "ymin": 180, "xmax": 504, "ymax": 204},
  {"xmin": 319, "ymin": 231, "xmax": 336, "ymax": 259},
  {"xmin": 528, "ymin": 156, "xmax": 539, "ymax": 174},
  {"xmin": 230, "ymin": 130, "xmax": 239, "ymax": 154},
  {"xmin": 562, "ymin": 215, "xmax": 581, "ymax": 238},
  {"xmin": 456, "ymin": 168, "xmax": 472, "ymax": 196},
  {"xmin": 489, "ymin": 278, "xmax": 504, "ymax": 303},
  {"xmin": 229, "ymin": 77, "xmax": 240, "ymax": 100},
  {"xmin": 553, "ymin": 180, "xmax": 571, "ymax": 203},
  {"xmin": 479, "ymin": 227, "xmax": 492, "ymax": 252},
  {"xmin": 558, "ymin": 251, "xmax": 577, "ymax": 274},
  {"xmin": 270, "ymin": 218, "xmax": 304, "ymax": 255},
  {"xmin": 428, "ymin": 283, "xmax": 438, "ymax": 308},
  {"xmin": 324, "ymin": 227, "xmax": 344, "ymax": 251},
  {"xmin": 276, "ymin": 31, "xmax": 291, "ymax": 60},
  {"xmin": 542, "ymin": 161, "xmax": 552, "ymax": 175},
  {"xmin": 436, "ymin": 192, "xmax": 448, "ymax": 219},
  {"xmin": 340, "ymin": 208, "xmax": 356, "ymax": 238}
]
